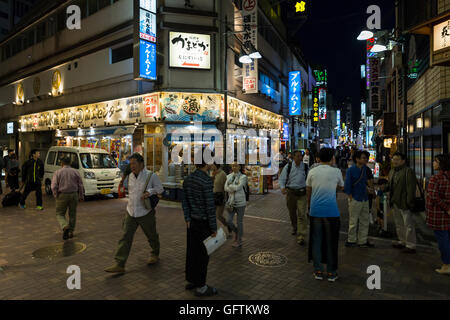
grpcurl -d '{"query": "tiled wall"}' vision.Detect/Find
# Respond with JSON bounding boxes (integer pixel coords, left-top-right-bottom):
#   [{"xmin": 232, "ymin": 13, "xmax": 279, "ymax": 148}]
[
  {"xmin": 407, "ymin": 67, "xmax": 442, "ymax": 116},
  {"xmin": 438, "ymin": 0, "xmax": 450, "ymax": 14}
]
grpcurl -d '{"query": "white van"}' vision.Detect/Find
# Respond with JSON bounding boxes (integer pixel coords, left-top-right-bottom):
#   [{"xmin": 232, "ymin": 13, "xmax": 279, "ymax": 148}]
[{"xmin": 44, "ymin": 146, "xmax": 122, "ymax": 197}]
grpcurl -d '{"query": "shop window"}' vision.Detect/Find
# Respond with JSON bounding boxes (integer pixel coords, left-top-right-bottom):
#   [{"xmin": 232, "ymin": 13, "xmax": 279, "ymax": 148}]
[
  {"xmin": 47, "ymin": 152, "xmax": 56, "ymax": 165},
  {"xmin": 433, "ymin": 105, "xmax": 442, "ymax": 127},
  {"xmin": 57, "ymin": 152, "xmax": 80, "ymax": 169},
  {"xmin": 414, "ymin": 137, "xmax": 421, "ymax": 179},
  {"xmin": 424, "ymin": 136, "xmax": 432, "ymax": 178},
  {"xmin": 408, "ymin": 138, "xmax": 415, "ymax": 171},
  {"xmin": 432, "ymin": 135, "xmax": 442, "ymax": 174},
  {"xmin": 110, "ymin": 43, "xmax": 133, "ymax": 64},
  {"xmin": 424, "ymin": 109, "xmax": 431, "ymax": 129}
]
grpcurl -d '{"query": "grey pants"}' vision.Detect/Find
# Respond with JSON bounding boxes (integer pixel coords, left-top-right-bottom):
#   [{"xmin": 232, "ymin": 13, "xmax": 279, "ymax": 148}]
[{"xmin": 228, "ymin": 206, "xmax": 245, "ymax": 241}]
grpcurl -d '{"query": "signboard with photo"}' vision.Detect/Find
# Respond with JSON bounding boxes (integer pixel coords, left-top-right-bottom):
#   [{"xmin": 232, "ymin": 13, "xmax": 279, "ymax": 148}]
[
  {"xmin": 160, "ymin": 93, "xmax": 221, "ymax": 121},
  {"xmin": 169, "ymin": 32, "xmax": 211, "ymax": 69},
  {"xmin": 139, "ymin": 8, "xmax": 156, "ymax": 42}
]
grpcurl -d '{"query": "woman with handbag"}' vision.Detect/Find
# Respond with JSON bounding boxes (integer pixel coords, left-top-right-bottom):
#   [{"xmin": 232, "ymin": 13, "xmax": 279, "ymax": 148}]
[
  {"xmin": 224, "ymin": 162, "xmax": 248, "ymax": 248},
  {"xmin": 426, "ymin": 154, "xmax": 450, "ymax": 275},
  {"xmin": 211, "ymin": 164, "xmax": 230, "ymax": 236}
]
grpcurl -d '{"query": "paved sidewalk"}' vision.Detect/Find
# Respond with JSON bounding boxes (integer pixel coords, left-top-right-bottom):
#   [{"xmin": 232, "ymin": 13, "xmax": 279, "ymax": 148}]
[{"xmin": 0, "ymin": 190, "xmax": 449, "ymax": 300}]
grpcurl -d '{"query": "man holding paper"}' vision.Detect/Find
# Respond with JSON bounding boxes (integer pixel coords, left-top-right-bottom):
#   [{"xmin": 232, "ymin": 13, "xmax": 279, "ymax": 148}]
[{"xmin": 182, "ymin": 155, "xmax": 218, "ymax": 297}]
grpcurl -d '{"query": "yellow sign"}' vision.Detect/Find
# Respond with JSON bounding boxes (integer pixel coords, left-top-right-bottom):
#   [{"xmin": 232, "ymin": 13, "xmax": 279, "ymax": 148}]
[
  {"xmin": 52, "ymin": 70, "xmax": 61, "ymax": 90},
  {"xmin": 295, "ymin": 1, "xmax": 306, "ymax": 12},
  {"xmin": 17, "ymin": 83, "xmax": 24, "ymax": 102}
]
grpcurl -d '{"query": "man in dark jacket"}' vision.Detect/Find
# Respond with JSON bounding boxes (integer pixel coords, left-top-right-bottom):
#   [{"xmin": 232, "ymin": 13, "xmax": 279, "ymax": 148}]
[{"xmin": 19, "ymin": 149, "xmax": 45, "ymax": 210}]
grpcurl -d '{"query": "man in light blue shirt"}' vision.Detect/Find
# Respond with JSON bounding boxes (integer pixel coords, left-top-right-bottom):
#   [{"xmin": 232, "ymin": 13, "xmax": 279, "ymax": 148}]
[{"xmin": 279, "ymin": 150, "xmax": 309, "ymax": 245}]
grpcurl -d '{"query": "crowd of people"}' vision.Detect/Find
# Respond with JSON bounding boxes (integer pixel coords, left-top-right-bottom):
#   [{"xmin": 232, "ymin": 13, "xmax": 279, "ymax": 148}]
[{"xmin": 1, "ymin": 145, "xmax": 449, "ymax": 296}]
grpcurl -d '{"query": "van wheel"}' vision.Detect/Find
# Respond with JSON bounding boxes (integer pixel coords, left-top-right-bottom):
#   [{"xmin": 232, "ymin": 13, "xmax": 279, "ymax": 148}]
[{"xmin": 45, "ymin": 180, "xmax": 52, "ymax": 195}]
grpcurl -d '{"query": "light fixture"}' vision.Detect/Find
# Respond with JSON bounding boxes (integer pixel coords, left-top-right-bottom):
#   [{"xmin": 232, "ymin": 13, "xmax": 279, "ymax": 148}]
[
  {"xmin": 239, "ymin": 55, "xmax": 252, "ymax": 64},
  {"xmin": 370, "ymin": 44, "xmax": 387, "ymax": 53},
  {"xmin": 249, "ymin": 51, "xmax": 262, "ymax": 59},
  {"xmin": 357, "ymin": 30, "xmax": 374, "ymax": 41},
  {"xmin": 48, "ymin": 92, "xmax": 52, "ymax": 96}
]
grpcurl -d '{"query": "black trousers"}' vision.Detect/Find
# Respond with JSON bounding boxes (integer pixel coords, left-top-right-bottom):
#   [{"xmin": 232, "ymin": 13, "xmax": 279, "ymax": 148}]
[
  {"xmin": 7, "ymin": 175, "xmax": 19, "ymax": 191},
  {"xmin": 185, "ymin": 219, "xmax": 211, "ymax": 287},
  {"xmin": 20, "ymin": 181, "xmax": 42, "ymax": 206}
]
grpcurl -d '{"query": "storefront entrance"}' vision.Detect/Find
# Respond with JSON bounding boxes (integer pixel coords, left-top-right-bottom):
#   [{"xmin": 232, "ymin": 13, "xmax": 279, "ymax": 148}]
[{"xmin": 144, "ymin": 134, "xmax": 163, "ymax": 174}]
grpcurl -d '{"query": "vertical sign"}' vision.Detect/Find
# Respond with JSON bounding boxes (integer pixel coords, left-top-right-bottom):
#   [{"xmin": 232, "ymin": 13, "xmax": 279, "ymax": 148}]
[
  {"xmin": 313, "ymin": 69, "xmax": 327, "ymax": 87},
  {"xmin": 336, "ymin": 110, "xmax": 341, "ymax": 136},
  {"xmin": 289, "ymin": 71, "xmax": 301, "ymax": 116},
  {"xmin": 242, "ymin": 0, "xmax": 258, "ymax": 94},
  {"xmin": 312, "ymin": 86, "xmax": 319, "ymax": 125},
  {"xmin": 282, "ymin": 122, "xmax": 289, "ymax": 140},
  {"xmin": 318, "ymin": 88, "xmax": 327, "ymax": 120},
  {"xmin": 134, "ymin": 0, "xmax": 157, "ymax": 81}
]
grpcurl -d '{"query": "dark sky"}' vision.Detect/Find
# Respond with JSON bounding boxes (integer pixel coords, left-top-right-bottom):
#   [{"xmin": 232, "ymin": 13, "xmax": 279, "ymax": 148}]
[{"xmin": 286, "ymin": 0, "xmax": 395, "ymax": 122}]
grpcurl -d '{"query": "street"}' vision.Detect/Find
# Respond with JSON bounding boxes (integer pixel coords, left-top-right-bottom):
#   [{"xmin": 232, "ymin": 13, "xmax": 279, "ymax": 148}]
[{"xmin": 0, "ymin": 186, "xmax": 449, "ymax": 300}]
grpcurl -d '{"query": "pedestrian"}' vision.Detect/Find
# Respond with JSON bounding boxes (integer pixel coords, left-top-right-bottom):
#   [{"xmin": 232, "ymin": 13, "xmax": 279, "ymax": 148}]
[
  {"xmin": 224, "ymin": 162, "xmax": 248, "ymax": 248},
  {"xmin": 182, "ymin": 156, "xmax": 218, "ymax": 296},
  {"xmin": 51, "ymin": 157, "xmax": 84, "ymax": 240},
  {"xmin": 381, "ymin": 152, "xmax": 418, "ymax": 253},
  {"xmin": 344, "ymin": 150, "xmax": 375, "ymax": 248},
  {"xmin": 303, "ymin": 148, "xmax": 315, "ymax": 167},
  {"xmin": 104, "ymin": 153, "xmax": 164, "ymax": 273},
  {"xmin": 306, "ymin": 148, "xmax": 344, "ymax": 282},
  {"xmin": 279, "ymin": 150, "xmax": 309, "ymax": 245},
  {"xmin": 211, "ymin": 163, "xmax": 230, "ymax": 236},
  {"xmin": 6, "ymin": 153, "xmax": 20, "ymax": 191},
  {"xmin": 426, "ymin": 154, "xmax": 450, "ymax": 274},
  {"xmin": 3, "ymin": 149, "xmax": 13, "ymax": 190},
  {"xmin": 19, "ymin": 149, "xmax": 44, "ymax": 210}
]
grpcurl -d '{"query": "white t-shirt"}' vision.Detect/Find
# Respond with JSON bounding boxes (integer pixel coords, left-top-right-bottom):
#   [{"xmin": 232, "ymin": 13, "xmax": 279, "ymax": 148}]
[{"xmin": 306, "ymin": 165, "xmax": 344, "ymax": 217}]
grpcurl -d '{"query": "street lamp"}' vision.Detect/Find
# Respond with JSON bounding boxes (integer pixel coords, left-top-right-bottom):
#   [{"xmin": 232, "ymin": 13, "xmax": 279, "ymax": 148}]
[
  {"xmin": 357, "ymin": 30, "xmax": 374, "ymax": 41},
  {"xmin": 239, "ymin": 54, "xmax": 253, "ymax": 64},
  {"xmin": 370, "ymin": 44, "xmax": 387, "ymax": 53}
]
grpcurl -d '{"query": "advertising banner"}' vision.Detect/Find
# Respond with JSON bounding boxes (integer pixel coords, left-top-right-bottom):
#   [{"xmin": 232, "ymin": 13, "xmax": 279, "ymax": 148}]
[
  {"xmin": 242, "ymin": 0, "xmax": 258, "ymax": 94},
  {"xmin": 169, "ymin": 32, "xmax": 211, "ymax": 69},
  {"xmin": 160, "ymin": 92, "xmax": 221, "ymax": 122},
  {"xmin": 289, "ymin": 71, "xmax": 301, "ymax": 116}
]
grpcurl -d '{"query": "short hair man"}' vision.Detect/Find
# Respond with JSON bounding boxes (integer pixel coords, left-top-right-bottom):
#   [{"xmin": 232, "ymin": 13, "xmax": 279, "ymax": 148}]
[
  {"xmin": 105, "ymin": 153, "xmax": 164, "ymax": 273},
  {"xmin": 182, "ymin": 151, "xmax": 218, "ymax": 296},
  {"xmin": 344, "ymin": 150, "xmax": 375, "ymax": 248},
  {"xmin": 51, "ymin": 157, "xmax": 84, "ymax": 240},
  {"xmin": 382, "ymin": 152, "xmax": 418, "ymax": 253},
  {"xmin": 279, "ymin": 150, "xmax": 309, "ymax": 245},
  {"xmin": 19, "ymin": 149, "xmax": 45, "ymax": 210}
]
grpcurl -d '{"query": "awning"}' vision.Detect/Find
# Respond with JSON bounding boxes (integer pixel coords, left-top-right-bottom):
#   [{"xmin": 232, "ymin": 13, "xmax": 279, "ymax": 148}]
[{"xmin": 60, "ymin": 126, "xmax": 136, "ymax": 137}]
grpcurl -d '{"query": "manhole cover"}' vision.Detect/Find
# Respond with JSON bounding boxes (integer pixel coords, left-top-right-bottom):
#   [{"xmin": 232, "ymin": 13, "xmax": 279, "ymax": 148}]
[
  {"xmin": 32, "ymin": 242, "xmax": 86, "ymax": 259},
  {"xmin": 248, "ymin": 252, "xmax": 287, "ymax": 267}
]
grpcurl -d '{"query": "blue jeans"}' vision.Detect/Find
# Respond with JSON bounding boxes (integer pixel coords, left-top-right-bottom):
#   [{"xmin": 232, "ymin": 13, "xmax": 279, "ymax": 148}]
[
  {"xmin": 228, "ymin": 206, "xmax": 245, "ymax": 241},
  {"xmin": 311, "ymin": 217, "xmax": 340, "ymax": 275},
  {"xmin": 434, "ymin": 230, "xmax": 450, "ymax": 264}
]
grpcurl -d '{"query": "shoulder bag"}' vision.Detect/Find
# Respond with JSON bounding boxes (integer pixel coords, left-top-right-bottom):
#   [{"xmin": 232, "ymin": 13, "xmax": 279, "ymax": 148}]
[
  {"xmin": 143, "ymin": 171, "xmax": 160, "ymax": 210},
  {"xmin": 406, "ymin": 169, "xmax": 425, "ymax": 213}
]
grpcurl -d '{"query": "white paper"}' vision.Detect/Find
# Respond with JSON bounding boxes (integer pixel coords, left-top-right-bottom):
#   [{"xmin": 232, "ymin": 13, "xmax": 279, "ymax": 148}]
[{"xmin": 203, "ymin": 228, "xmax": 226, "ymax": 256}]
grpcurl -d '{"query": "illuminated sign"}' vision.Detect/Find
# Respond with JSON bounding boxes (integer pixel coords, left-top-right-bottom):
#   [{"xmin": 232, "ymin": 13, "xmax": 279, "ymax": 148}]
[
  {"xmin": 313, "ymin": 69, "xmax": 327, "ymax": 87},
  {"xmin": 312, "ymin": 86, "xmax": 319, "ymax": 124},
  {"xmin": 336, "ymin": 110, "xmax": 341, "ymax": 136},
  {"xmin": 318, "ymin": 88, "xmax": 327, "ymax": 120},
  {"xmin": 289, "ymin": 71, "xmax": 301, "ymax": 116},
  {"xmin": 242, "ymin": 0, "xmax": 258, "ymax": 94},
  {"xmin": 361, "ymin": 65, "xmax": 366, "ymax": 79},
  {"xmin": 282, "ymin": 123, "xmax": 289, "ymax": 141},
  {"xmin": 139, "ymin": 40, "xmax": 157, "ymax": 80},
  {"xmin": 366, "ymin": 38, "xmax": 375, "ymax": 89},
  {"xmin": 139, "ymin": 0, "xmax": 156, "ymax": 13},
  {"xmin": 7, "ymin": 122, "xmax": 13, "ymax": 134},
  {"xmin": 361, "ymin": 102, "xmax": 366, "ymax": 118},
  {"xmin": 433, "ymin": 19, "xmax": 450, "ymax": 52},
  {"xmin": 169, "ymin": 32, "xmax": 211, "ymax": 69},
  {"xmin": 295, "ymin": 1, "xmax": 306, "ymax": 12},
  {"xmin": 139, "ymin": 9, "xmax": 156, "ymax": 42}
]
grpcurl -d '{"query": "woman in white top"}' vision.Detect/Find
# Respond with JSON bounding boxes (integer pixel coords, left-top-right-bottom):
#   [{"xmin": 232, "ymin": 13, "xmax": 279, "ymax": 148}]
[{"xmin": 224, "ymin": 162, "xmax": 248, "ymax": 247}]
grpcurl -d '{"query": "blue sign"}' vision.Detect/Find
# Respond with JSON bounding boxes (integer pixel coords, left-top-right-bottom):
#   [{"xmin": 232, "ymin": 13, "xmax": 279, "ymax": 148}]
[
  {"xmin": 139, "ymin": 40, "xmax": 157, "ymax": 80},
  {"xmin": 282, "ymin": 123, "xmax": 289, "ymax": 141},
  {"xmin": 289, "ymin": 71, "xmax": 301, "ymax": 116}
]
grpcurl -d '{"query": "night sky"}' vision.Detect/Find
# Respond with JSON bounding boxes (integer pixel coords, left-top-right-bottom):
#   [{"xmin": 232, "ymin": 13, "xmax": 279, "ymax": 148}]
[{"xmin": 285, "ymin": 0, "xmax": 395, "ymax": 125}]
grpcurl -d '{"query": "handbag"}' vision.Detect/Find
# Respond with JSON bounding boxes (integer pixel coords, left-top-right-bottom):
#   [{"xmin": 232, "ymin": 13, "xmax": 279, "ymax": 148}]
[
  {"xmin": 406, "ymin": 170, "xmax": 425, "ymax": 213},
  {"xmin": 143, "ymin": 171, "xmax": 160, "ymax": 210}
]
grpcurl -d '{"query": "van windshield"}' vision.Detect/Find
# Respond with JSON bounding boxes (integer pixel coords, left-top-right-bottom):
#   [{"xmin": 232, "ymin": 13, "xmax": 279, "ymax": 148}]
[{"xmin": 80, "ymin": 153, "xmax": 117, "ymax": 169}]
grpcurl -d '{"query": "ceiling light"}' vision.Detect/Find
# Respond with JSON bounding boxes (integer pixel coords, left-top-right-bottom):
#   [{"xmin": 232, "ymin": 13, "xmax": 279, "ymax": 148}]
[
  {"xmin": 239, "ymin": 55, "xmax": 252, "ymax": 64},
  {"xmin": 357, "ymin": 30, "xmax": 374, "ymax": 41}
]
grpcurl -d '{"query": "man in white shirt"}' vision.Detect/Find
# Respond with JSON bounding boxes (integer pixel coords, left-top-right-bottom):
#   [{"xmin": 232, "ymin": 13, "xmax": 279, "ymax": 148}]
[{"xmin": 105, "ymin": 153, "xmax": 164, "ymax": 273}]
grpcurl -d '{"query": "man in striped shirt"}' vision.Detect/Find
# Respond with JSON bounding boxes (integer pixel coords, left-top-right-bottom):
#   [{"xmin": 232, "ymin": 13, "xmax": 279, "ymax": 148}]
[{"xmin": 182, "ymin": 158, "xmax": 217, "ymax": 297}]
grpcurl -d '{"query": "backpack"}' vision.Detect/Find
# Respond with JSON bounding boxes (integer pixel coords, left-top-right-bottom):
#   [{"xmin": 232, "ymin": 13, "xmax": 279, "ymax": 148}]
[
  {"xmin": 286, "ymin": 161, "xmax": 309, "ymax": 184},
  {"xmin": 2, "ymin": 190, "xmax": 21, "ymax": 207}
]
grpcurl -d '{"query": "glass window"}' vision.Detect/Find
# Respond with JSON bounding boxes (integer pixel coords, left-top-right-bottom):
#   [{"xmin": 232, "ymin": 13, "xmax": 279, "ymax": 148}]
[
  {"xmin": 47, "ymin": 152, "xmax": 56, "ymax": 165},
  {"xmin": 98, "ymin": 0, "xmax": 111, "ymax": 10},
  {"xmin": 424, "ymin": 109, "xmax": 431, "ymax": 129},
  {"xmin": 432, "ymin": 135, "xmax": 442, "ymax": 175},
  {"xmin": 433, "ymin": 105, "xmax": 442, "ymax": 127},
  {"xmin": 408, "ymin": 138, "xmax": 415, "ymax": 171},
  {"xmin": 414, "ymin": 137, "xmax": 421, "ymax": 179},
  {"xmin": 424, "ymin": 136, "xmax": 432, "ymax": 178},
  {"xmin": 57, "ymin": 152, "xmax": 80, "ymax": 169},
  {"xmin": 88, "ymin": 0, "xmax": 99, "ymax": 16},
  {"xmin": 110, "ymin": 44, "xmax": 133, "ymax": 64},
  {"xmin": 81, "ymin": 153, "xmax": 117, "ymax": 169}
]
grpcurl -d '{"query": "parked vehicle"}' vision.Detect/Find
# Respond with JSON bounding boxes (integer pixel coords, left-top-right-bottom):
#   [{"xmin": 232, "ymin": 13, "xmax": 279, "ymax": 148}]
[{"xmin": 44, "ymin": 146, "xmax": 121, "ymax": 197}]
